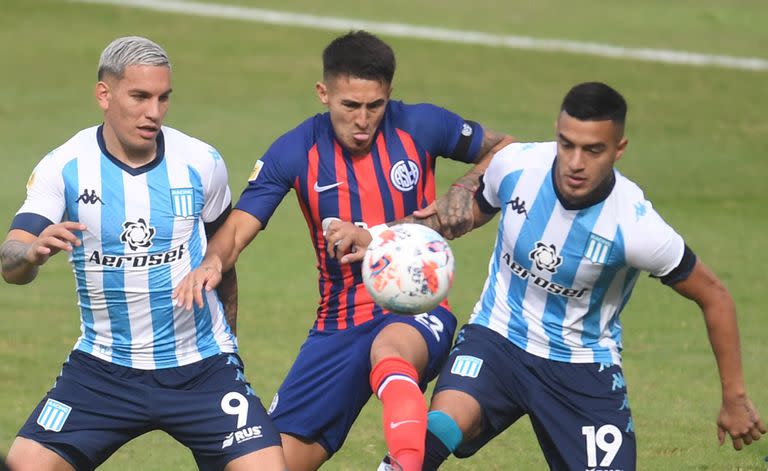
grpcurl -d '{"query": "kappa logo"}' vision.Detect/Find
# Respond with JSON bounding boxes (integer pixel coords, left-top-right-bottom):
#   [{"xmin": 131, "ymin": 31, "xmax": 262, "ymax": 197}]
[
  {"xmin": 529, "ymin": 242, "xmax": 563, "ymax": 273},
  {"xmin": 461, "ymin": 122, "xmax": 473, "ymax": 136},
  {"xmin": 76, "ymin": 189, "xmax": 104, "ymax": 205},
  {"xmin": 120, "ymin": 218, "xmax": 156, "ymax": 251},
  {"xmin": 390, "ymin": 159, "xmax": 420, "ymax": 192},
  {"xmin": 221, "ymin": 426, "xmax": 263, "ymax": 449}
]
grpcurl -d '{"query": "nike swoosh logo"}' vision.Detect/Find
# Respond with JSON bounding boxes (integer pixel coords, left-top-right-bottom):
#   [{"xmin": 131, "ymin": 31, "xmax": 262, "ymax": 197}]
[
  {"xmin": 313, "ymin": 181, "xmax": 344, "ymax": 192},
  {"xmin": 389, "ymin": 420, "xmax": 420, "ymax": 429}
]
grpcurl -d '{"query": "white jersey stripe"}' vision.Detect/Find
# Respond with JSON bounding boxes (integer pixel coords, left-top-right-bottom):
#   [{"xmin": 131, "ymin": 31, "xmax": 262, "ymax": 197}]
[{"xmin": 469, "ymin": 142, "xmax": 685, "ymax": 365}]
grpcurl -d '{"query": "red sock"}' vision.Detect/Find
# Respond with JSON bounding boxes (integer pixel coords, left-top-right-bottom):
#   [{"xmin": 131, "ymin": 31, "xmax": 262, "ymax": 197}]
[{"xmin": 370, "ymin": 357, "xmax": 426, "ymax": 471}]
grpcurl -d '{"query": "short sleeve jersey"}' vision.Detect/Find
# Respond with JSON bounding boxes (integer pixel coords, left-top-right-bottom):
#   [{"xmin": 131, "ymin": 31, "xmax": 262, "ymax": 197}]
[
  {"xmin": 472, "ymin": 142, "xmax": 685, "ymax": 365},
  {"xmin": 236, "ymin": 100, "xmax": 484, "ymax": 332},
  {"xmin": 12, "ymin": 125, "xmax": 236, "ymax": 369}
]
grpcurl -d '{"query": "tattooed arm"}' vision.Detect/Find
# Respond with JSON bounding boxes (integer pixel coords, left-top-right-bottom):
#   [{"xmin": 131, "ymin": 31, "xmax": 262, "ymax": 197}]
[
  {"xmin": 1, "ymin": 222, "xmax": 86, "ymax": 284},
  {"xmin": 402, "ymin": 130, "xmax": 515, "ymax": 238}
]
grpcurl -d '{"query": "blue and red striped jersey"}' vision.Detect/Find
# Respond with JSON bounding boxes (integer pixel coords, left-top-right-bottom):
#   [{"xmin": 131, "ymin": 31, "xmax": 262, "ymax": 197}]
[{"xmin": 236, "ymin": 100, "xmax": 484, "ymax": 332}]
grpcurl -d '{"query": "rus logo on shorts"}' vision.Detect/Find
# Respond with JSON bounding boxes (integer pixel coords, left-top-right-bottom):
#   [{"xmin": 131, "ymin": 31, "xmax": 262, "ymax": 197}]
[
  {"xmin": 450, "ymin": 355, "xmax": 483, "ymax": 378},
  {"xmin": 36, "ymin": 399, "xmax": 72, "ymax": 432}
]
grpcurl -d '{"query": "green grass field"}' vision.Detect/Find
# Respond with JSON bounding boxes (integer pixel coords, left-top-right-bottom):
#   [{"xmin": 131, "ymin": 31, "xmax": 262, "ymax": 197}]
[{"xmin": 1, "ymin": 0, "xmax": 767, "ymax": 469}]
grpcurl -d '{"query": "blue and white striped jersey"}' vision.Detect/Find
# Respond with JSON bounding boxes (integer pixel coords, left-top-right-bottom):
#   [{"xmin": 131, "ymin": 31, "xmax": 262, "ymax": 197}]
[
  {"xmin": 472, "ymin": 142, "xmax": 685, "ymax": 365},
  {"xmin": 13, "ymin": 125, "xmax": 237, "ymax": 369}
]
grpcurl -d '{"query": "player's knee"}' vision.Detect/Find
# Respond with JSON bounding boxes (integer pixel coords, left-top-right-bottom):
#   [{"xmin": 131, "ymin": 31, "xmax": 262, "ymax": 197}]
[
  {"xmin": 427, "ymin": 411, "xmax": 464, "ymax": 452},
  {"xmin": 429, "ymin": 390, "xmax": 482, "ymax": 441}
]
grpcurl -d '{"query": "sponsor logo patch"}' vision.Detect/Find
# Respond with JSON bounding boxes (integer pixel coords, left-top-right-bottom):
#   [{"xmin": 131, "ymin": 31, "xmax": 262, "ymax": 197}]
[
  {"xmin": 221, "ymin": 426, "xmax": 263, "ymax": 449},
  {"xmin": 248, "ymin": 160, "xmax": 264, "ymax": 182}
]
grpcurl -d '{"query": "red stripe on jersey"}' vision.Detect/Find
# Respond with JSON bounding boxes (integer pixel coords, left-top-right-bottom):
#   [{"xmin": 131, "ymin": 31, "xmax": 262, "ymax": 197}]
[
  {"xmin": 333, "ymin": 142, "xmax": 352, "ymax": 330},
  {"xmin": 424, "ymin": 151, "xmax": 436, "ymax": 203},
  {"xmin": 397, "ymin": 129, "xmax": 426, "ymax": 207},
  {"xmin": 351, "ymin": 152, "xmax": 386, "ymax": 226},
  {"xmin": 349, "ymin": 154, "xmax": 383, "ymax": 325},
  {"xmin": 376, "ymin": 134, "xmax": 406, "ymax": 220},
  {"xmin": 305, "ymin": 144, "xmax": 330, "ymax": 331}
]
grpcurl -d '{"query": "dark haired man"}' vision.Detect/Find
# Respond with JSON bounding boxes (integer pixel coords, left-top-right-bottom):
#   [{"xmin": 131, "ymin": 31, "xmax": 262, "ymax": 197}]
[
  {"xmin": 329, "ymin": 82, "xmax": 765, "ymax": 470},
  {"xmin": 174, "ymin": 30, "xmax": 509, "ymax": 471}
]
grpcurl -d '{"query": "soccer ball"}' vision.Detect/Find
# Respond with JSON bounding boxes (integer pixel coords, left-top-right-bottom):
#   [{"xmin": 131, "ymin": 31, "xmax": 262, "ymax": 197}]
[{"xmin": 362, "ymin": 223, "xmax": 454, "ymax": 315}]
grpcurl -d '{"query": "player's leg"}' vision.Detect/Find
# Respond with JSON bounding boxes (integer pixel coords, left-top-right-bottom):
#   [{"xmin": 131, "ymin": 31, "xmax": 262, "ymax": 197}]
[
  {"xmin": 421, "ymin": 325, "xmax": 525, "ymax": 470},
  {"xmin": 369, "ymin": 308, "xmax": 457, "ymax": 471},
  {"xmin": 10, "ymin": 351, "xmax": 152, "ymax": 471},
  {"xmin": 222, "ymin": 446, "xmax": 287, "ymax": 471},
  {"xmin": 6, "ymin": 437, "xmax": 74, "ymax": 471},
  {"xmin": 158, "ymin": 353, "xmax": 285, "ymax": 471},
  {"xmin": 269, "ymin": 325, "xmax": 383, "ymax": 471},
  {"xmin": 279, "ymin": 434, "xmax": 328, "ymax": 471}
]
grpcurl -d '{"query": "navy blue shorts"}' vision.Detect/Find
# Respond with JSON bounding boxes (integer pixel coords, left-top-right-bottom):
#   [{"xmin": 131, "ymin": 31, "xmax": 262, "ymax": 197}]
[
  {"xmin": 269, "ymin": 307, "xmax": 457, "ymax": 456},
  {"xmin": 433, "ymin": 324, "xmax": 636, "ymax": 471},
  {"xmin": 18, "ymin": 351, "xmax": 281, "ymax": 471}
]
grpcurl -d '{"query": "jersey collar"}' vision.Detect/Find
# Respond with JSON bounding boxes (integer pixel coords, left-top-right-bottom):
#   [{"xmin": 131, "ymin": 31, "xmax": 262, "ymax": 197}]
[
  {"xmin": 550, "ymin": 157, "xmax": 616, "ymax": 210},
  {"xmin": 97, "ymin": 124, "xmax": 166, "ymax": 176}
]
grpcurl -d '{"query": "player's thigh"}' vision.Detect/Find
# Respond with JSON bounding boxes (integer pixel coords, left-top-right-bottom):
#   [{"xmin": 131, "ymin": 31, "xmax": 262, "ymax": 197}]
[
  {"xmin": 375, "ymin": 307, "xmax": 457, "ymax": 387},
  {"xmin": 280, "ymin": 434, "xmax": 328, "ymax": 471},
  {"xmin": 223, "ymin": 445, "xmax": 286, "ymax": 471},
  {"xmin": 528, "ymin": 362, "xmax": 636, "ymax": 471},
  {"xmin": 6, "ymin": 437, "xmax": 75, "ymax": 471},
  {"xmin": 269, "ymin": 328, "xmax": 374, "ymax": 456},
  {"xmin": 16, "ymin": 352, "xmax": 151, "ymax": 470},
  {"xmin": 431, "ymin": 324, "xmax": 526, "ymax": 456},
  {"xmin": 158, "ymin": 353, "xmax": 282, "ymax": 471}
]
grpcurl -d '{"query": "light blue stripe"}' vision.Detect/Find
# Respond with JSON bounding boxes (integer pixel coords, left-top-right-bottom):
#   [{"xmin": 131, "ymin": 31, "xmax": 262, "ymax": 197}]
[
  {"xmin": 541, "ymin": 201, "xmax": 604, "ymax": 361},
  {"xmin": 101, "ymin": 155, "xmax": 131, "ymax": 366},
  {"xmin": 581, "ymin": 227, "xmax": 626, "ymax": 363},
  {"xmin": 505, "ymin": 172, "xmax": 557, "ymax": 348},
  {"xmin": 63, "ymin": 159, "xmax": 96, "ymax": 354},
  {"xmin": 187, "ymin": 166, "xmax": 221, "ymax": 357},
  {"xmin": 474, "ymin": 171, "xmax": 522, "ymax": 330},
  {"xmin": 611, "ymin": 266, "xmax": 640, "ymax": 356},
  {"xmin": 147, "ymin": 159, "xmax": 178, "ymax": 367}
]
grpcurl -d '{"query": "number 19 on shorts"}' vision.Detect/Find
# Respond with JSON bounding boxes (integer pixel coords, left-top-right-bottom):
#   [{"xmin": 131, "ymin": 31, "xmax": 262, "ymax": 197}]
[{"xmin": 582, "ymin": 424, "xmax": 622, "ymax": 468}]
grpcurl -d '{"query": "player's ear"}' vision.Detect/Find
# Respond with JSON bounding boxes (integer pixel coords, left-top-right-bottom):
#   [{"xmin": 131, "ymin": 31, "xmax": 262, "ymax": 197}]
[
  {"xmin": 95, "ymin": 81, "xmax": 110, "ymax": 111},
  {"xmin": 615, "ymin": 137, "xmax": 628, "ymax": 162},
  {"xmin": 316, "ymin": 81, "xmax": 329, "ymax": 105}
]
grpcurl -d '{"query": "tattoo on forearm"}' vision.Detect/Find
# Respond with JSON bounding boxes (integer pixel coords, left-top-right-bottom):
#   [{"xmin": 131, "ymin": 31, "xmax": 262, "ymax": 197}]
[
  {"xmin": 478, "ymin": 129, "xmax": 506, "ymax": 157},
  {"xmin": 0, "ymin": 240, "xmax": 31, "ymax": 273}
]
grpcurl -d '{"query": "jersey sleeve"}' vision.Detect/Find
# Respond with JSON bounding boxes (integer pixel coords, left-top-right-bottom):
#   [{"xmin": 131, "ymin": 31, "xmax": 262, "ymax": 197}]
[
  {"xmin": 479, "ymin": 142, "xmax": 520, "ymax": 209},
  {"xmin": 622, "ymin": 199, "xmax": 685, "ymax": 277},
  {"xmin": 396, "ymin": 102, "xmax": 484, "ymax": 163},
  {"xmin": 235, "ymin": 131, "xmax": 302, "ymax": 228},
  {"xmin": 200, "ymin": 147, "xmax": 232, "ymax": 223},
  {"xmin": 11, "ymin": 152, "xmax": 66, "ymax": 235}
]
